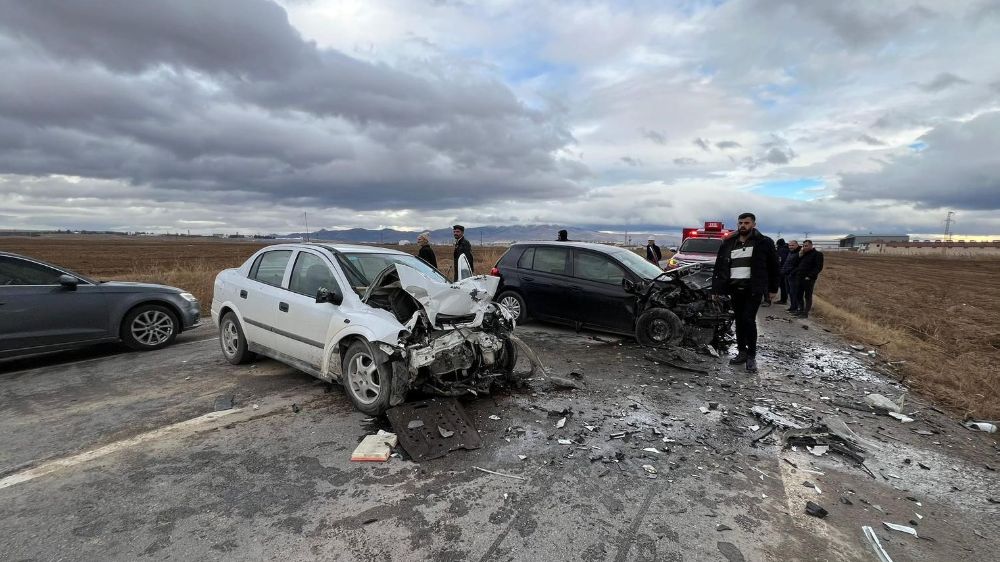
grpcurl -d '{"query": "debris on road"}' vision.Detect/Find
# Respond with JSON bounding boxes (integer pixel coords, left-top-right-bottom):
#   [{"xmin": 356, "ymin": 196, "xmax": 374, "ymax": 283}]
[
  {"xmin": 641, "ymin": 464, "xmax": 657, "ymax": 474},
  {"xmin": 882, "ymin": 522, "xmax": 918, "ymax": 537},
  {"xmin": 472, "ymin": 466, "xmax": 526, "ymax": 481},
  {"xmin": 887, "ymin": 412, "xmax": 914, "ymax": 423},
  {"xmin": 645, "ymin": 353, "xmax": 710, "ymax": 375},
  {"xmin": 386, "ymin": 398, "xmax": 482, "ymax": 461},
  {"xmin": 557, "ymin": 439, "xmax": 572, "ymax": 445},
  {"xmin": 963, "ymin": 421, "xmax": 997, "ymax": 433},
  {"xmin": 807, "ymin": 445, "xmax": 829, "ymax": 456},
  {"xmin": 351, "ymin": 430, "xmax": 398, "ymax": 462},
  {"xmin": 805, "ymin": 501, "xmax": 828, "ymax": 518},
  {"xmin": 865, "ymin": 393, "xmax": 903, "ymax": 413},
  {"xmin": 213, "ymin": 394, "xmax": 235, "ymax": 411},
  {"xmin": 862, "ymin": 525, "xmax": 895, "ymax": 562},
  {"xmin": 555, "ymin": 417, "xmax": 566, "ymax": 428},
  {"xmin": 291, "ymin": 403, "xmax": 300, "ymax": 413},
  {"xmin": 548, "ymin": 375, "xmax": 585, "ymax": 390},
  {"xmin": 407, "ymin": 420, "xmax": 424, "ymax": 429},
  {"xmin": 751, "ymin": 406, "xmax": 804, "ymax": 430},
  {"xmin": 489, "ymin": 415, "xmax": 501, "ymax": 421},
  {"xmin": 784, "ymin": 425, "xmax": 865, "ymax": 464}
]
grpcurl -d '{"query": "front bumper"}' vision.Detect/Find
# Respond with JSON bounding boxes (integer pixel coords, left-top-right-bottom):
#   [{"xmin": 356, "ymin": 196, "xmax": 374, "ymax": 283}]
[{"xmin": 180, "ymin": 301, "xmax": 202, "ymax": 330}]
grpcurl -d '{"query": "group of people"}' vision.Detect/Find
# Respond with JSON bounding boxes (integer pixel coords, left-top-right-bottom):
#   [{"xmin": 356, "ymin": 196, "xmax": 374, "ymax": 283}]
[
  {"xmin": 711, "ymin": 212, "xmax": 823, "ymax": 373},
  {"xmin": 416, "ymin": 225, "xmax": 473, "ymax": 281}
]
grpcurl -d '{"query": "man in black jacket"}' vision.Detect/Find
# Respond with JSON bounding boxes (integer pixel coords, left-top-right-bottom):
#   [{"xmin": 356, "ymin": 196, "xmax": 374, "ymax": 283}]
[
  {"xmin": 416, "ymin": 232, "xmax": 437, "ymax": 269},
  {"xmin": 645, "ymin": 237, "xmax": 662, "ymax": 265},
  {"xmin": 775, "ymin": 239, "xmax": 789, "ymax": 304},
  {"xmin": 452, "ymin": 224, "xmax": 474, "ymax": 280},
  {"xmin": 712, "ymin": 212, "xmax": 779, "ymax": 372},
  {"xmin": 782, "ymin": 240, "xmax": 802, "ymax": 313},
  {"xmin": 793, "ymin": 240, "xmax": 824, "ymax": 318}
]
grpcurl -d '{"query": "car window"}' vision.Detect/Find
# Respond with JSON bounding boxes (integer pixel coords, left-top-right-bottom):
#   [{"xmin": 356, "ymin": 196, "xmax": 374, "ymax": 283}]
[
  {"xmin": 531, "ymin": 247, "xmax": 570, "ymax": 275},
  {"xmin": 338, "ymin": 252, "xmax": 448, "ymax": 287},
  {"xmin": 251, "ymin": 250, "xmax": 292, "ymax": 287},
  {"xmin": 516, "ymin": 247, "xmax": 534, "ymax": 269},
  {"xmin": 680, "ymin": 238, "xmax": 723, "ymax": 254},
  {"xmin": 611, "ymin": 248, "xmax": 665, "ymax": 280},
  {"xmin": 0, "ymin": 256, "xmax": 65, "ymax": 285},
  {"xmin": 574, "ymin": 252, "xmax": 625, "ymax": 285},
  {"xmin": 288, "ymin": 252, "xmax": 339, "ymax": 297}
]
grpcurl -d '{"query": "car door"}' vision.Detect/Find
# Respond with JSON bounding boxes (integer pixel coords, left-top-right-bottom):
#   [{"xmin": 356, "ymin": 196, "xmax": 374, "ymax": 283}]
[
  {"xmin": 521, "ymin": 246, "xmax": 574, "ymax": 321},
  {"xmin": 240, "ymin": 249, "xmax": 293, "ymax": 350},
  {"xmin": 570, "ymin": 250, "xmax": 635, "ymax": 333},
  {"xmin": 270, "ymin": 249, "xmax": 349, "ymax": 373},
  {"xmin": 0, "ymin": 256, "xmax": 109, "ymax": 353}
]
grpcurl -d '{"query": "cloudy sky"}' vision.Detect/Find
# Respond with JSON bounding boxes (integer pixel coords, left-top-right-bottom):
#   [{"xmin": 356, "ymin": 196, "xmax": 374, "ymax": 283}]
[{"xmin": 2, "ymin": 0, "xmax": 999, "ymax": 237}]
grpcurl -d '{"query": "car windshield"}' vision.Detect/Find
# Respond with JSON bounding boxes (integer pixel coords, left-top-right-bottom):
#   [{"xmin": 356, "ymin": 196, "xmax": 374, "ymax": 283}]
[
  {"xmin": 609, "ymin": 248, "xmax": 665, "ymax": 280},
  {"xmin": 338, "ymin": 252, "xmax": 448, "ymax": 288},
  {"xmin": 679, "ymin": 237, "xmax": 723, "ymax": 254}
]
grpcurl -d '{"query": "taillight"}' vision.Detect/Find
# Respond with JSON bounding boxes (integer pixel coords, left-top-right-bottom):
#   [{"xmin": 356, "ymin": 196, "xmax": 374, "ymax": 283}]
[{"xmin": 490, "ymin": 267, "xmax": 500, "ymax": 276}]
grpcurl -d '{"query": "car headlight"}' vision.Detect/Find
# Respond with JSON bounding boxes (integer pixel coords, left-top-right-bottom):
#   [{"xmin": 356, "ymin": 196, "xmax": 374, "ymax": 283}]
[
  {"xmin": 179, "ymin": 292, "xmax": 198, "ymax": 302},
  {"xmin": 668, "ymin": 258, "xmax": 677, "ymax": 266}
]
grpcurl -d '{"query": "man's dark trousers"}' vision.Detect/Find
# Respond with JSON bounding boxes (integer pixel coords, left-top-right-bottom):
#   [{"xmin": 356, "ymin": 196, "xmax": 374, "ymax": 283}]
[
  {"xmin": 798, "ymin": 278, "xmax": 816, "ymax": 313},
  {"xmin": 730, "ymin": 286, "xmax": 763, "ymax": 356},
  {"xmin": 777, "ymin": 273, "xmax": 788, "ymax": 303},
  {"xmin": 787, "ymin": 276, "xmax": 801, "ymax": 311}
]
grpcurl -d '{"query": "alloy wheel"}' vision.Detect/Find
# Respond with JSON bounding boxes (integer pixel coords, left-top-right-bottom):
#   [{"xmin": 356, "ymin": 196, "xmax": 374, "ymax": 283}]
[
  {"xmin": 130, "ymin": 310, "xmax": 174, "ymax": 347},
  {"xmin": 347, "ymin": 351, "xmax": 381, "ymax": 405}
]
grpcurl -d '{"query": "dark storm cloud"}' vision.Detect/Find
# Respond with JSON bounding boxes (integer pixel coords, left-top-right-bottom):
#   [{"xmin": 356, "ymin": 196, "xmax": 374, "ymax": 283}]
[
  {"xmin": 0, "ymin": 0, "xmax": 578, "ymax": 210},
  {"xmin": 919, "ymin": 72, "xmax": 970, "ymax": 92},
  {"xmin": 839, "ymin": 111, "xmax": 1000, "ymax": 210}
]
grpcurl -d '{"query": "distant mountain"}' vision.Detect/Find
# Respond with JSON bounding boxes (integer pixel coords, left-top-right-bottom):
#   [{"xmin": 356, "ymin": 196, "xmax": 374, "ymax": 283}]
[{"xmin": 285, "ymin": 224, "xmax": 682, "ymax": 247}]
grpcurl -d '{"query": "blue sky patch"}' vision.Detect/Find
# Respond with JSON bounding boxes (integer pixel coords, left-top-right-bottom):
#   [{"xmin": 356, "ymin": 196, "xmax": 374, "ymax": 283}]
[{"xmin": 751, "ymin": 178, "xmax": 825, "ymax": 200}]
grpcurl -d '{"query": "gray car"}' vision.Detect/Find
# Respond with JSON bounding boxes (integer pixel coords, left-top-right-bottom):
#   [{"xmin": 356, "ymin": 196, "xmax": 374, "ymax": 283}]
[{"xmin": 0, "ymin": 251, "xmax": 201, "ymax": 359}]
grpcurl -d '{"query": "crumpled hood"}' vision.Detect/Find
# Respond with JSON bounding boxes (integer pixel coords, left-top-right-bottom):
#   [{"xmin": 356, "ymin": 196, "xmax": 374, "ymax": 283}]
[{"xmin": 394, "ymin": 264, "xmax": 500, "ymax": 326}]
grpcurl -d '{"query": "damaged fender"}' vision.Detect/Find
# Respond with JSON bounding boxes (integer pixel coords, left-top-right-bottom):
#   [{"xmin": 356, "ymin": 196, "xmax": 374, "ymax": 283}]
[{"xmin": 395, "ymin": 264, "xmax": 500, "ymax": 327}]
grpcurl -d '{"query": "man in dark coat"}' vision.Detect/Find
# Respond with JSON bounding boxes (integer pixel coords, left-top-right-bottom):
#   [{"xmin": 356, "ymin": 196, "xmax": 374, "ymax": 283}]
[
  {"xmin": 782, "ymin": 241, "xmax": 802, "ymax": 313},
  {"xmin": 557, "ymin": 229, "xmax": 569, "ymax": 241},
  {"xmin": 452, "ymin": 224, "xmax": 474, "ymax": 280},
  {"xmin": 775, "ymin": 238, "xmax": 790, "ymax": 304},
  {"xmin": 645, "ymin": 237, "xmax": 662, "ymax": 265},
  {"xmin": 712, "ymin": 212, "xmax": 779, "ymax": 373},
  {"xmin": 416, "ymin": 232, "xmax": 437, "ymax": 269},
  {"xmin": 793, "ymin": 240, "xmax": 824, "ymax": 318}
]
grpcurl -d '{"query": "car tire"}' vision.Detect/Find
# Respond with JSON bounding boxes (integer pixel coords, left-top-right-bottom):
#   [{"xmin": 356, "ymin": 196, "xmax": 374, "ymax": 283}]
[
  {"xmin": 496, "ymin": 290, "xmax": 527, "ymax": 323},
  {"xmin": 219, "ymin": 312, "xmax": 254, "ymax": 365},
  {"xmin": 635, "ymin": 308, "xmax": 683, "ymax": 347},
  {"xmin": 121, "ymin": 304, "xmax": 179, "ymax": 351},
  {"xmin": 342, "ymin": 340, "xmax": 394, "ymax": 416},
  {"xmin": 496, "ymin": 336, "xmax": 519, "ymax": 377}
]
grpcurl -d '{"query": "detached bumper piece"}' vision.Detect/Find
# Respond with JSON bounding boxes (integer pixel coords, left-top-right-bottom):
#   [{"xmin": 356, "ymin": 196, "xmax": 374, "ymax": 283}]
[{"xmin": 386, "ymin": 398, "xmax": 482, "ymax": 461}]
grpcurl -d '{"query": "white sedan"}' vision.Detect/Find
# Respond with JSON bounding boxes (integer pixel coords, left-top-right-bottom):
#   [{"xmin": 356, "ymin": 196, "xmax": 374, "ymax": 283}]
[{"xmin": 211, "ymin": 243, "xmax": 517, "ymax": 415}]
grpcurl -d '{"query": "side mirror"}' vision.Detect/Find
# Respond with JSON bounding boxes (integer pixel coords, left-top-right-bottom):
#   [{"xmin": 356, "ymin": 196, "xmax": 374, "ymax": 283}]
[
  {"xmin": 59, "ymin": 274, "xmax": 79, "ymax": 290},
  {"xmin": 315, "ymin": 287, "xmax": 343, "ymax": 306},
  {"xmin": 621, "ymin": 278, "xmax": 636, "ymax": 293}
]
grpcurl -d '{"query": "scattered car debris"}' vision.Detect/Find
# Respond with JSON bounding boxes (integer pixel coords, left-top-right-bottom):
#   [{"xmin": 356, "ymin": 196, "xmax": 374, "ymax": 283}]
[
  {"xmin": 805, "ymin": 501, "xmax": 828, "ymax": 518},
  {"xmin": 641, "ymin": 464, "xmax": 657, "ymax": 474},
  {"xmin": 489, "ymin": 415, "xmax": 501, "ymax": 421},
  {"xmin": 807, "ymin": 445, "xmax": 829, "ymax": 457},
  {"xmin": 642, "ymin": 447, "xmax": 663, "ymax": 454},
  {"xmin": 751, "ymin": 406, "xmax": 804, "ymax": 429},
  {"xmin": 386, "ymin": 398, "xmax": 482, "ymax": 461},
  {"xmin": 716, "ymin": 524, "xmax": 732, "ymax": 531},
  {"xmin": 862, "ymin": 525, "xmax": 895, "ymax": 562},
  {"xmin": 351, "ymin": 430, "xmax": 398, "ymax": 462},
  {"xmin": 700, "ymin": 406, "xmax": 711, "ymax": 414},
  {"xmin": 865, "ymin": 393, "xmax": 903, "ymax": 413},
  {"xmin": 213, "ymin": 394, "xmax": 235, "ymax": 411},
  {"xmin": 557, "ymin": 439, "xmax": 572, "ymax": 445},
  {"xmin": 963, "ymin": 421, "xmax": 997, "ymax": 433},
  {"xmin": 883, "ymin": 522, "xmax": 918, "ymax": 537},
  {"xmin": 472, "ymin": 466, "xmax": 526, "ymax": 481},
  {"xmin": 407, "ymin": 420, "xmax": 425, "ymax": 429},
  {"xmin": 784, "ymin": 424, "xmax": 866, "ymax": 465},
  {"xmin": 887, "ymin": 412, "xmax": 914, "ymax": 423},
  {"xmin": 555, "ymin": 417, "xmax": 567, "ymax": 428},
  {"xmin": 548, "ymin": 375, "xmax": 585, "ymax": 390},
  {"xmin": 645, "ymin": 353, "xmax": 710, "ymax": 375}
]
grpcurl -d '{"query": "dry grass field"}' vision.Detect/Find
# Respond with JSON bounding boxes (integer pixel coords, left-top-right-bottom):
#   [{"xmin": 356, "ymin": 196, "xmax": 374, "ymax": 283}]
[
  {"xmin": 5, "ymin": 236, "xmax": 996, "ymax": 418},
  {"xmin": 814, "ymin": 253, "xmax": 1000, "ymax": 419}
]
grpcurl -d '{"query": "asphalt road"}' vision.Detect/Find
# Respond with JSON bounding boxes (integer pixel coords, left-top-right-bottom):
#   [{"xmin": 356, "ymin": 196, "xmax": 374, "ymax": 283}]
[{"xmin": 1, "ymin": 316, "xmax": 997, "ymax": 561}]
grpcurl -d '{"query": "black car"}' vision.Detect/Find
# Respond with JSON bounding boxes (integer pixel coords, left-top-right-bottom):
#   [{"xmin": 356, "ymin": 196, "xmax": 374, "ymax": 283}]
[
  {"xmin": 0, "ymin": 252, "xmax": 201, "ymax": 359},
  {"xmin": 491, "ymin": 241, "xmax": 732, "ymax": 346}
]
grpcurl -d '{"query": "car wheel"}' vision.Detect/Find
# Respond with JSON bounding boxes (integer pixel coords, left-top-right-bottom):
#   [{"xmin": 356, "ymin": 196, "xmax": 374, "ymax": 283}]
[
  {"xmin": 496, "ymin": 336, "xmax": 519, "ymax": 376},
  {"xmin": 635, "ymin": 308, "xmax": 683, "ymax": 347},
  {"xmin": 343, "ymin": 340, "xmax": 394, "ymax": 416},
  {"xmin": 219, "ymin": 312, "xmax": 254, "ymax": 364},
  {"xmin": 121, "ymin": 304, "xmax": 178, "ymax": 351},
  {"xmin": 496, "ymin": 291, "xmax": 527, "ymax": 323}
]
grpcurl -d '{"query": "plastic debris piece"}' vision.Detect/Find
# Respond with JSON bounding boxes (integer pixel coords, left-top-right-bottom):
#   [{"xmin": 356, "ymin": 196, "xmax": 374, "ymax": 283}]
[
  {"xmin": 642, "ymin": 464, "xmax": 657, "ymax": 474},
  {"xmin": 489, "ymin": 415, "xmax": 501, "ymax": 420},
  {"xmin": 585, "ymin": 425, "xmax": 596, "ymax": 431},
  {"xmin": 805, "ymin": 501, "xmax": 828, "ymax": 518},
  {"xmin": 556, "ymin": 417, "xmax": 566, "ymax": 428},
  {"xmin": 964, "ymin": 421, "xmax": 998, "ymax": 433},
  {"xmin": 883, "ymin": 522, "xmax": 918, "ymax": 537},
  {"xmin": 716, "ymin": 524, "xmax": 732, "ymax": 531},
  {"xmin": 888, "ymin": 412, "xmax": 914, "ymax": 423},
  {"xmin": 751, "ymin": 406, "xmax": 804, "ymax": 429},
  {"xmin": 557, "ymin": 439, "xmax": 572, "ymax": 445},
  {"xmin": 807, "ymin": 445, "xmax": 829, "ymax": 457},
  {"xmin": 700, "ymin": 406, "xmax": 711, "ymax": 414},
  {"xmin": 865, "ymin": 394, "xmax": 902, "ymax": 413},
  {"xmin": 407, "ymin": 420, "xmax": 425, "ymax": 429},
  {"xmin": 643, "ymin": 447, "xmax": 662, "ymax": 454},
  {"xmin": 862, "ymin": 525, "xmax": 895, "ymax": 562},
  {"xmin": 748, "ymin": 425, "xmax": 761, "ymax": 432},
  {"xmin": 517, "ymin": 455, "xmax": 527, "ymax": 461},
  {"xmin": 351, "ymin": 431, "xmax": 398, "ymax": 462},
  {"xmin": 472, "ymin": 466, "xmax": 526, "ymax": 481},
  {"xmin": 438, "ymin": 426, "xmax": 455, "ymax": 438}
]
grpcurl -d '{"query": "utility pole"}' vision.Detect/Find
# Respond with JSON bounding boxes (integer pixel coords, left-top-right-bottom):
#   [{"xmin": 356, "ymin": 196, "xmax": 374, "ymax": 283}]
[
  {"xmin": 804, "ymin": 231, "xmax": 810, "ymax": 240},
  {"xmin": 304, "ymin": 212, "xmax": 309, "ymax": 242},
  {"xmin": 944, "ymin": 211, "xmax": 955, "ymax": 241}
]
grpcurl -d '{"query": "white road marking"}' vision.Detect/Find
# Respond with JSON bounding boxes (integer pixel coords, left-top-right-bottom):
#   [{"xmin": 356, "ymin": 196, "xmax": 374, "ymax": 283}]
[{"xmin": 0, "ymin": 408, "xmax": 241, "ymax": 491}]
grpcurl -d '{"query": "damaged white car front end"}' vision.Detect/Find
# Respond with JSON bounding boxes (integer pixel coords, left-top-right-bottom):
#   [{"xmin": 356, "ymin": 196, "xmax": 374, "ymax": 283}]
[{"xmin": 343, "ymin": 258, "xmax": 518, "ymax": 414}]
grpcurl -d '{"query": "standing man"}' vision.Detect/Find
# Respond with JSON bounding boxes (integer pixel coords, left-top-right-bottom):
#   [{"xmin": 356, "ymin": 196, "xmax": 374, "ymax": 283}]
[
  {"xmin": 774, "ymin": 239, "xmax": 790, "ymax": 305},
  {"xmin": 782, "ymin": 240, "xmax": 802, "ymax": 313},
  {"xmin": 557, "ymin": 229, "xmax": 569, "ymax": 241},
  {"xmin": 416, "ymin": 232, "xmax": 437, "ymax": 269},
  {"xmin": 452, "ymin": 224, "xmax": 474, "ymax": 280},
  {"xmin": 793, "ymin": 240, "xmax": 824, "ymax": 319},
  {"xmin": 645, "ymin": 237, "xmax": 662, "ymax": 266},
  {"xmin": 712, "ymin": 212, "xmax": 779, "ymax": 373}
]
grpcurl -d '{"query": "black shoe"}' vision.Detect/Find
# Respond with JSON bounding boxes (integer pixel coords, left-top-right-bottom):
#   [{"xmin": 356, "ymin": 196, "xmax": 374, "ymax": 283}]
[
  {"xmin": 787, "ymin": 308, "xmax": 800, "ymax": 313},
  {"xmin": 745, "ymin": 356, "xmax": 758, "ymax": 372},
  {"xmin": 729, "ymin": 352, "xmax": 748, "ymax": 365}
]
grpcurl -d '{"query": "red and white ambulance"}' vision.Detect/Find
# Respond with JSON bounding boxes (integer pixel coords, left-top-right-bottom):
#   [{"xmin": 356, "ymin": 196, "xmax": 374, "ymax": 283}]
[{"xmin": 665, "ymin": 221, "xmax": 732, "ymax": 270}]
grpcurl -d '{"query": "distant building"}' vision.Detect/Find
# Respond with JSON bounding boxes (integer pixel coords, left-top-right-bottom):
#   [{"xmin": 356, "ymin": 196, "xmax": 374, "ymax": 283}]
[
  {"xmin": 839, "ymin": 234, "xmax": 909, "ymax": 248},
  {"xmin": 861, "ymin": 240, "xmax": 1000, "ymax": 258}
]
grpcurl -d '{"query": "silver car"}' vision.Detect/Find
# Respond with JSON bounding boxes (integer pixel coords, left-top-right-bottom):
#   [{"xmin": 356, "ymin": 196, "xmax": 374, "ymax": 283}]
[{"xmin": 0, "ymin": 251, "xmax": 201, "ymax": 359}]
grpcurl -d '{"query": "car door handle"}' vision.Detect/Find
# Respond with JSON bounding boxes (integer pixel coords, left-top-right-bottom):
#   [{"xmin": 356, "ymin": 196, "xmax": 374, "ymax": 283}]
[
  {"xmin": 239, "ymin": 289, "xmax": 247, "ymax": 299},
  {"xmin": 278, "ymin": 302, "xmax": 289, "ymax": 312}
]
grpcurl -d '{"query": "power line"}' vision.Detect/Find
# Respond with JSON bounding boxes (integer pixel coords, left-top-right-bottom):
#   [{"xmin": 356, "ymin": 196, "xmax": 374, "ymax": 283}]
[{"xmin": 944, "ymin": 211, "xmax": 955, "ymax": 241}]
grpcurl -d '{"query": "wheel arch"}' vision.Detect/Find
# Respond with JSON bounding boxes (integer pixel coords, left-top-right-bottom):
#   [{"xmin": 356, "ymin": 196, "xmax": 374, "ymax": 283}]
[{"xmin": 118, "ymin": 298, "xmax": 185, "ymax": 337}]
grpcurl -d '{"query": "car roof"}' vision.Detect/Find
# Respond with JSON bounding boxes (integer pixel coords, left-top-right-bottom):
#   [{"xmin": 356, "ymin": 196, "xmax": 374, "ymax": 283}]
[
  {"xmin": 510, "ymin": 241, "xmax": 630, "ymax": 255},
  {"xmin": 257, "ymin": 243, "xmax": 409, "ymax": 256}
]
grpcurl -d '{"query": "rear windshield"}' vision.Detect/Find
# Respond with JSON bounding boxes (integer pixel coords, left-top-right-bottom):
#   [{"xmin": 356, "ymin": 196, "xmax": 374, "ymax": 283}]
[
  {"xmin": 338, "ymin": 252, "xmax": 448, "ymax": 287},
  {"xmin": 679, "ymin": 237, "xmax": 723, "ymax": 254}
]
